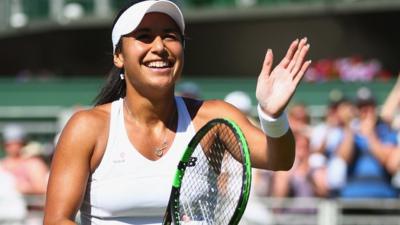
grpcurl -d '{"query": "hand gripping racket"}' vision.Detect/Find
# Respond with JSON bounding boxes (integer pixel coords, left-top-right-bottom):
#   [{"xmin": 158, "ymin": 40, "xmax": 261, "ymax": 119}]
[{"xmin": 163, "ymin": 118, "xmax": 252, "ymax": 225}]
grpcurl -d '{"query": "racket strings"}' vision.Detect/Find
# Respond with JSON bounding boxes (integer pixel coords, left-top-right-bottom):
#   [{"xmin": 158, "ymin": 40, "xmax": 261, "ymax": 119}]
[{"xmin": 178, "ymin": 123, "xmax": 245, "ymax": 224}]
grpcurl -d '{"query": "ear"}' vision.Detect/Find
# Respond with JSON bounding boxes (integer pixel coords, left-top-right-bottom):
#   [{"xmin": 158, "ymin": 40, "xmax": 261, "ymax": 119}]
[{"xmin": 113, "ymin": 52, "xmax": 124, "ymax": 69}]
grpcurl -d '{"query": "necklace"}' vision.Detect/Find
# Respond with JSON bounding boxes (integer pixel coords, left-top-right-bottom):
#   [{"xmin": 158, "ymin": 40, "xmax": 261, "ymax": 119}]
[{"xmin": 123, "ymin": 99, "xmax": 176, "ymax": 157}]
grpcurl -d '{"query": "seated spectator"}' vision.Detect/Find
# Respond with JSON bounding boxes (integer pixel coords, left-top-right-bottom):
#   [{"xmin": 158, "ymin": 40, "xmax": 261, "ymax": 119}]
[{"xmin": 0, "ymin": 124, "xmax": 49, "ymax": 195}]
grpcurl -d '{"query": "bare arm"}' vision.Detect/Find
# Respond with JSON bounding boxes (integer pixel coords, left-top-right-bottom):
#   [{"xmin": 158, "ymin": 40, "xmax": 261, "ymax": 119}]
[
  {"xmin": 197, "ymin": 38, "xmax": 310, "ymax": 171},
  {"xmin": 44, "ymin": 109, "xmax": 105, "ymax": 225},
  {"xmin": 253, "ymin": 37, "xmax": 311, "ymax": 170},
  {"xmin": 366, "ymin": 132, "xmax": 397, "ymax": 173},
  {"xmin": 380, "ymin": 74, "xmax": 400, "ymax": 124},
  {"xmin": 336, "ymin": 127, "xmax": 355, "ymax": 164},
  {"xmin": 360, "ymin": 109, "xmax": 396, "ymax": 173},
  {"xmin": 386, "ymin": 149, "xmax": 400, "ymax": 174}
]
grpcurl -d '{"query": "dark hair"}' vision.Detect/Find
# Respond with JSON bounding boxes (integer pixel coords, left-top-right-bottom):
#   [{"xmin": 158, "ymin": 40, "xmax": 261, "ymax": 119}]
[
  {"xmin": 93, "ymin": 1, "xmax": 145, "ymax": 106},
  {"xmin": 93, "ymin": 66, "xmax": 126, "ymax": 106}
]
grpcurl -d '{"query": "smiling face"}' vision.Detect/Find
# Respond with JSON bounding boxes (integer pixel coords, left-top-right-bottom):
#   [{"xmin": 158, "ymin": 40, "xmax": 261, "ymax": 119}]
[{"xmin": 114, "ymin": 12, "xmax": 184, "ymax": 92}]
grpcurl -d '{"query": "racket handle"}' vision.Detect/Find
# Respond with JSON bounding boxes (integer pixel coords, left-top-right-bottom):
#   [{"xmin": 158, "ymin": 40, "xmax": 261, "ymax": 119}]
[{"xmin": 162, "ymin": 203, "xmax": 172, "ymax": 225}]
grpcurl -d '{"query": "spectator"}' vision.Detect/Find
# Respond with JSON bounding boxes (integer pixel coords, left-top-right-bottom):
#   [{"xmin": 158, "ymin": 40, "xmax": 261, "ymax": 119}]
[
  {"xmin": 338, "ymin": 87, "xmax": 399, "ymax": 198},
  {"xmin": 268, "ymin": 102, "xmax": 319, "ymax": 199},
  {"xmin": 271, "ymin": 132, "xmax": 315, "ymax": 198},
  {"xmin": 287, "ymin": 102, "xmax": 311, "ymax": 137},
  {"xmin": 0, "ymin": 168, "xmax": 27, "ymax": 225},
  {"xmin": 309, "ymin": 92, "xmax": 355, "ymax": 197},
  {"xmin": 0, "ymin": 124, "xmax": 49, "ymax": 195}
]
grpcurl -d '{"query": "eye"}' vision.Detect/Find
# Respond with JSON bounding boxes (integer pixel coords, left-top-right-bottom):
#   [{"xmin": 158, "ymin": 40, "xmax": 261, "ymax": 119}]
[
  {"xmin": 163, "ymin": 32, "xmax": 181, "ymax": 42},
  {"xmin": 135, "ymin": 33, "xmax": 154, "ymax": 43}
]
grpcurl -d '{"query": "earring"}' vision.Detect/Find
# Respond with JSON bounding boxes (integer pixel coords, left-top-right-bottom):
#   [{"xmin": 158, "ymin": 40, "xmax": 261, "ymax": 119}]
[{"xmin": 120, "ymin": 73, "xmax": 125, "ymax": 80}]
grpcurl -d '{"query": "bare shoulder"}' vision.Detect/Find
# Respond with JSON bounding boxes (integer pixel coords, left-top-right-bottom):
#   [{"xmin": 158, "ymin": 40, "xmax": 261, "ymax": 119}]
[
  {"xmin": 192, "ymin": 99, "xmax": 244, "ymax": 128},
  {"xmin": 64, "ymin": 104, "xmax": 110, "ymax": 134},
  {"xmin": 200, "ymin": 99, "xmax": 240, "ymax": 118},
  {"xmin": 56, "ymin": 104, "xmax": 111, "ymax": 156}
]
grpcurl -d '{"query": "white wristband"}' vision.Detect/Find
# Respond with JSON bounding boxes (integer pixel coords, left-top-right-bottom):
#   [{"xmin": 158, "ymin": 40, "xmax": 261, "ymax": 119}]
[{"xmin": 257, "ymin": 104, "xmax": 289, "ymax": 138}]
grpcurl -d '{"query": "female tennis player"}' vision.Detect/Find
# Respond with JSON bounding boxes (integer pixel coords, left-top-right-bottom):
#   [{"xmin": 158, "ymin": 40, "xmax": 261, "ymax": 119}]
[{"xmin": 43, "ymin": 0, "xmax": 311, "ymax": 224}]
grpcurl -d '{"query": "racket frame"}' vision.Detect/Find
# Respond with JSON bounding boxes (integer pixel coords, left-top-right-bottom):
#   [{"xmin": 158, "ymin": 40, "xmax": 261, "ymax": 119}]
[{"xmin": 163, "ymin": 118, "xmax": 252, "ymax": 225}]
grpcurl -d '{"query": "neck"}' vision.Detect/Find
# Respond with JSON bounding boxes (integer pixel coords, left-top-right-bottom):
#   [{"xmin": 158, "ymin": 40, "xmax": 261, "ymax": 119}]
[
  {"xmin": 123, "ymin": 90, "xmax": 176, "ymax": 125},
  {"xmin": 124, "ymin": 100, "xmax": 176, "ymax": 129},
  {"xmin": 123, "ymin": 94, "xmax": 177, "ymax": 158}
]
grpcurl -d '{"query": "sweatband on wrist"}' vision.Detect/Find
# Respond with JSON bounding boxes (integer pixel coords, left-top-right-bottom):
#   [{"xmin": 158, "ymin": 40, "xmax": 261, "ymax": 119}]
[{"xmin": 257, "ymin": 104, "xmax": 289, "ymax": 138}]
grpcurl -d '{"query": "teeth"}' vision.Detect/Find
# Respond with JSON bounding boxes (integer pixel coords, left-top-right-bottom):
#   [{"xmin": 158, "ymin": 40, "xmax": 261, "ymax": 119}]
[{"xmin": 147, "ymin": 61, "xmax": 169, "ymax": 68}]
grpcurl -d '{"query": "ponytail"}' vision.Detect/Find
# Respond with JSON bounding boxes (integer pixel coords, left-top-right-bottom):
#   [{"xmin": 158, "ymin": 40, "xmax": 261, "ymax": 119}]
[{"xmin": 93, "ymin": 66, "xmax": 126, "ymax": 106}]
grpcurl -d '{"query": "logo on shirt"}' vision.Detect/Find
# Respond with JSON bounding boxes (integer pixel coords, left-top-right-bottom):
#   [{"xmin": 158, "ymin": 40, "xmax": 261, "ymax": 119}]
[{"xmin": 113, "ymin": 152, "xmax": 126, "ymax": 163}]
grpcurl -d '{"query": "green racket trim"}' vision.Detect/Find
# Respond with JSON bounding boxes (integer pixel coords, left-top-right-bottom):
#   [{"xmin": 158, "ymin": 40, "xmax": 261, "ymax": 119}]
[
  {"xmin": 166, "ymin": 118, "xmax": 252, "ymax": 225},
  {"xmin": 172, "ymin": 119, "xmax": 220, "ymax": 189},
  {"xmin": 225, "ymin": 118, "xmax": 252, "ymax": 225}
]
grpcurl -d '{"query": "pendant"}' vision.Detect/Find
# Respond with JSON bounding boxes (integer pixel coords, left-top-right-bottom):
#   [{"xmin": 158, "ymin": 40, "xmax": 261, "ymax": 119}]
[
  {"xmin": 154, "ymin": 141, "xmax": 168, "ymax": 157},
  {"xmin": 155, "ymin": 148, "xmax": 164, "ymax": 157}
]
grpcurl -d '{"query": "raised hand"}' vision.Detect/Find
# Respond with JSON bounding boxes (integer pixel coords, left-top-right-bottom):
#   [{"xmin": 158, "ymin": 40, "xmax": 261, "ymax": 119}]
[{"xmin": 256, "ymin": 37, "xmax": 311, "ymax": 118}]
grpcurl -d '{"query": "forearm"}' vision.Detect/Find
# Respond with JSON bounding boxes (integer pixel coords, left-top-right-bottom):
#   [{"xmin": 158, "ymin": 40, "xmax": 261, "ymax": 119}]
[
  {"xmin": 43, "ymin": 217, "xmax": 78, "ymax": 225},
  {"xmin": 367, "ymin": 132, "xmax": 395, "ymax": 170},
  {"xmin": 381, "ymin": 91, "xmax": 400, "ymax": 123},
  {"xmin": 386, "ymin": 149, "xmax": 400, "ymax": 174},
  {"xmin": 381, "ymin": 76, "xmax": 400, "ymax": 123},
  {"xmin": 257, "ymin": 105, "xmax": 295, "ymax": 170},
  {"xmin": 336, "ymin": 128, "xmax": 354, "ymax": 163},
  {"xmin": 266, "ymin": 131, "xmax": 295, "ymax": 171}
]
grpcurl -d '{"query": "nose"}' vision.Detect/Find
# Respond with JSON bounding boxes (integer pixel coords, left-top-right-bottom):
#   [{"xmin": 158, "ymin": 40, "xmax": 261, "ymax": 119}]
[{"xmin": 151, "ymin": 36, "xmax": 167, "ymax": 55}]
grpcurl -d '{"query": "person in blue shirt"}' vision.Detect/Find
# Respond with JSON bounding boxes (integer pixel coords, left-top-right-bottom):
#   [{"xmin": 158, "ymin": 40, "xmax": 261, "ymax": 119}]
[{"xmin": 339, "ymin": 87, "xmax": 399, "ymax": 198}]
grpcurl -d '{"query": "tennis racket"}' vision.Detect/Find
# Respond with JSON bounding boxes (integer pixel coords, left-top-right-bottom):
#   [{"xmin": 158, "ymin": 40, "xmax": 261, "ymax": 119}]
[{"xmin": 163, "ymin": 118, "xmax": 252, "ymax": 225}]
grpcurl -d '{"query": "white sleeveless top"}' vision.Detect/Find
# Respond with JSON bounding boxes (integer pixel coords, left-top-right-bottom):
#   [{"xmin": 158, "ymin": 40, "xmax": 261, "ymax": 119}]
[{"xmin": 80, "ymin": 96, "xmax": 196, "ymax": 225}]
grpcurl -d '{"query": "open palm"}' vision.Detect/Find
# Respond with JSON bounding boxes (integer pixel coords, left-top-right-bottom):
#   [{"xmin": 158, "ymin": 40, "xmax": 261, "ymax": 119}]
[{"xmin": 256, "ymin": 38, "xmax": 311, "ymax": 118}]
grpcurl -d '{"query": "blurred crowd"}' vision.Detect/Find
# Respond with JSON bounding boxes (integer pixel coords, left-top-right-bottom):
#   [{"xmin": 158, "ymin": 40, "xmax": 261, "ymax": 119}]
[
  {"xmin": 1, "ymin": 77, "xmax": 400, "ymax": 224},
  {"xmin": 250, "ymin": 75, "xmax": 400, "ymax": 200},
  {"xmin": 0, "ymin": 123, "xmax": 50, "ymax": 225},
  {"xmin": 304, "ymin": 56, "xmax": 393, "ymax": 82}
]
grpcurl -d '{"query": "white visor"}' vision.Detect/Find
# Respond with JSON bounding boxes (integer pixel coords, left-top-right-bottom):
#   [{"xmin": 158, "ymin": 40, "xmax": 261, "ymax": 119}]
[{"xmin": 112, "ymin": 0, "xmax": 185, "ymax": 53}]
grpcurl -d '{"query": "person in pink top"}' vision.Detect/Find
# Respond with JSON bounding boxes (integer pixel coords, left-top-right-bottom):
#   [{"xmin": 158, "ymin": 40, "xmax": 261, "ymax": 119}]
[{"xmin": 0, "ymin": 124, "xmax": 49, "ymax": 195}]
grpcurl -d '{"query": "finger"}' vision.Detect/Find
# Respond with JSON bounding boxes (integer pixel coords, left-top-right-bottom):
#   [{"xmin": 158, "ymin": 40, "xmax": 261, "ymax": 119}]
[
  {"xmin": 279, "ymin": 39, "xmax": 299, "ymax": 68},
  {"xmin": 395, "ymin": 73, "xmax": 400, "ymax": 86},
  {"xmin": 260, "ymin": 49, "xmax": 273, "ymax": 78},
  {"xmin": 287, "ymin": 37, "xmax": 308, "ymax": 72},
  {"xmin": 294, "ymin": 60, "xmax": 312, "ymax": 86},
  {"xmin": 291, "ymin": 43, "xmax": 310, "ymax": 75}
]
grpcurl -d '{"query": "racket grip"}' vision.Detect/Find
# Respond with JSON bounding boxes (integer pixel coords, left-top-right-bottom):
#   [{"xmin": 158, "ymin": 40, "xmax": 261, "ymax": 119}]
[{"xmin": 162, "ymin": 203, "xmax": 172, "ymax": 225}]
